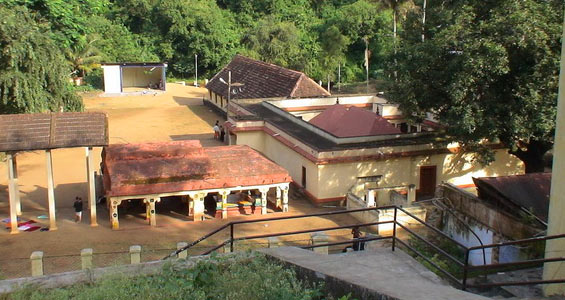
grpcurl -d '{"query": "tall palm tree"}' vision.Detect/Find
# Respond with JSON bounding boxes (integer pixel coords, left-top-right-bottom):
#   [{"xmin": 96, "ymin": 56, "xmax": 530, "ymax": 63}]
[{"xmin": 66, "ymin": 35, "xmax": 102, "ymax": 79}]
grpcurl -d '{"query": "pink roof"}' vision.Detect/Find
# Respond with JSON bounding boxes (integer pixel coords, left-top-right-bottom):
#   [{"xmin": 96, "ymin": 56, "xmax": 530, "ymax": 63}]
[
  {"xmin": 309, "ymin": 105, "xmax": 401, "ymax": 137},
  {"xmin": 103, "ymin": 141, "xmax": 291, "ymax": 197}
]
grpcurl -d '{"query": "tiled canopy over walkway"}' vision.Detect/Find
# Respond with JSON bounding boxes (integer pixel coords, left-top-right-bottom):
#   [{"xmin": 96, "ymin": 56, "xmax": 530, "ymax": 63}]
[
  {"xmin": 0, "ymin": 112, "xmax": 109, "ymax": 233},
  {"xmin": 102, "ymin": 141, "xmax": 292, "ymax": 229}
]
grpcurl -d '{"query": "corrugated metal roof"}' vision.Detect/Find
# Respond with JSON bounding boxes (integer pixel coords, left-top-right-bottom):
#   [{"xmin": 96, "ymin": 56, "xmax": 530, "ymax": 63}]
[
  {"xmin": 309, "ymin": 104, "xmax": 401, "ymax": 137},
  {"xmin": 0, "ymin": 112, "xmax": 108, "ymax": 152},
  {"xmin": 473, "ymin": 173, "xmax": 551, "ymax": 222},
  {"xmin": 103, "ymin": 141, "xmax": 291, "ymax": 197},
  {"xmin": 206, "ymin": 55, "xmax": 330, "ymax": 99}
]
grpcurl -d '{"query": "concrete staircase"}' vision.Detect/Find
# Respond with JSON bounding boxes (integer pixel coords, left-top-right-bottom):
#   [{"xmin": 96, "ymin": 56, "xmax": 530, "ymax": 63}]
[{"xmin": 260, "ymin": 247, "xmax": 490, "ymax": 300}]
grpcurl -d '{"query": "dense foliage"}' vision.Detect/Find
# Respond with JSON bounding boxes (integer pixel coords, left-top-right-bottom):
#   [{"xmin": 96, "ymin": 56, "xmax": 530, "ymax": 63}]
[
  {"xmin": 0, "ymin": 0, "xmax": 561, "ymax": 169},
  {"xmin": 6, "ymin": 254, "xmax": 323, "ymax": 300},
  {"xmin": 387, "ymin": 0, "xmax": 563, "ymax": 172}
]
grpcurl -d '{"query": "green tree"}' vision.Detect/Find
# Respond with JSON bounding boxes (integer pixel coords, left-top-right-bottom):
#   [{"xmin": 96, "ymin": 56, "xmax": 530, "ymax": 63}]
[
  {"xmin": 0, "ymin": 6, "xmax": 83, "ymax": 114},
  {"xmin": 66, "ymin": 35, "xmax": 102, "ymax": 78},
  {"xmin": 153, "ymin": 0, "xmax": 241, "ymax": 77},
  {"xmin": 387, "ymin": 0, "xmax": 563, "ymax": 172}
]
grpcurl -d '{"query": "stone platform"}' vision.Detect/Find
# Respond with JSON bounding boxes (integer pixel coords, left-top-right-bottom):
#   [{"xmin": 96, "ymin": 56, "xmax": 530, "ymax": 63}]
[{"xmin": 259, "ymin": 247, "xmax": 489, "ymax": 300}]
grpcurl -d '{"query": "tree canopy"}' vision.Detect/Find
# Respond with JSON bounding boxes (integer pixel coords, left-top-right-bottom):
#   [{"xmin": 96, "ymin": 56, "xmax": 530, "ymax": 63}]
[
  {"xmin": 387, "ymin": 0, "xmax": 563, "ymax": 172},
  {"xmin": 0, "ymin": 6, "xmax": 83, "ymax": 114}
]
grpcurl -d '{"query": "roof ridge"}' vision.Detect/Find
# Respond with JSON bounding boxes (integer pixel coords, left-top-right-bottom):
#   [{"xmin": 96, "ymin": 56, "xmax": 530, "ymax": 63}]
[{"xmin": 234, "ymin": 55, "xmax": 304, "ymax": 76}]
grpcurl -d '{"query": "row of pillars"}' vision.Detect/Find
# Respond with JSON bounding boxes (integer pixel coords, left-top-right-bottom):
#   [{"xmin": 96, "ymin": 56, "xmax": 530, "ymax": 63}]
[
  {"xmin": 6, "ymin": 148, "xmax": 98, "ymax": 234},
  {"xmin": 108, "ymin": 184, "xmax": 290, "ymax": 230}
]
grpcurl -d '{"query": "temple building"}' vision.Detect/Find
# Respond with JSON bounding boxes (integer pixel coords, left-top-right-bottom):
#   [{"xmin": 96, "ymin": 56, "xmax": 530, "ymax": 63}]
[
  {"xmin": 102, "ymin": 140, "xmax": 291, "ymax": 229},
  {"xmin": 205, "ymin": 92, "xmax": 523, "ymax": 206}
]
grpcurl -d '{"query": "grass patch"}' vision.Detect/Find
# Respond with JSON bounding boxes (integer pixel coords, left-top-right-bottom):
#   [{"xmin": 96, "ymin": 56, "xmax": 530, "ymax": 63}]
[{"xmin": 3, "ymin": 253, "xmax": 324, "ymax": 300}]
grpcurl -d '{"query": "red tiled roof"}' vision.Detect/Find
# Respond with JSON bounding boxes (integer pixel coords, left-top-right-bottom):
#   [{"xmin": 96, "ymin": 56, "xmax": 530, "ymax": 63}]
[
  {"xmin": 0, "ymin": 112, "xmax": 108, "ymax": 152},
  {"xmin": 103, "ymin": 141, "xmax": 291, "ymax": 197},
  {"xmin": 309, "ymin": 105, "xmax": 401, "ymax": 137},
  {"xmin": 206, "ymin": 55, "xmax": 330, "ymax": 99},
  {"xmin": 473, "ymin": 173, "xmax": 551, "ymax": 223}
]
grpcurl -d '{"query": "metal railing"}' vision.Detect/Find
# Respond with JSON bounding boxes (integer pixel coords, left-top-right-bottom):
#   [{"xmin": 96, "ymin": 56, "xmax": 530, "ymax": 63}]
[{"xmin": 163, "ymin": 205, "xmax": 565, "ymax": 292}]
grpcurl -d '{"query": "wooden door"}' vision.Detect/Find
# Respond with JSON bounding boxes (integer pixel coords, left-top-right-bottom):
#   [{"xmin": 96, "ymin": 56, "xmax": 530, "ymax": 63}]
[
  {"xmin": 302, "ymin": 166, "xmax": 307, "ymax": 188},
  {"xmin": 419, "ymin": 166, "xmax": 437, "ymax": 198}
]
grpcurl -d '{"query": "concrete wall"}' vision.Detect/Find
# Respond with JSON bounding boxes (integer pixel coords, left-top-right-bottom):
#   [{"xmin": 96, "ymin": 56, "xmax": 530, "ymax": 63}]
[
  {"xmin": 543, "ymin": 18, "xmax": 565, "ymax": 296},
  {"xmin": 102, "ymin": 66, "xmax": 121, "ymax": 93},
  {"xmin": 122, "ymin": 67, "xmax": 163, "ymax": 88},
  {"xmin": 316, "ymin": 149, "xmax": 522, "ymax": 201}
]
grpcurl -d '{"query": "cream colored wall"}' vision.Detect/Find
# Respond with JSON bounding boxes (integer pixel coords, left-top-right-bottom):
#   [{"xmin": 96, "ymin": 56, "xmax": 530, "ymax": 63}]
[
  {"xmin": 235, "ymin": 131, "xmax": 265, "ymax": 154},
  {"xmin": 316, "ymin": 149, "xmax": 523, "ymax": 201},
  {"xmin": 236, "ymin": 131, "xmax": 318, "ymax": 196}
]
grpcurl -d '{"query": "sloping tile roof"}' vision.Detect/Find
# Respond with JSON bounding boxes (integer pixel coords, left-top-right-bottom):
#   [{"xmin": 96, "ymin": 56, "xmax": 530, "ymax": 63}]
[
  {"xmin": 206, "ymin": 55, "xmax": 330, "ymax": 99},
  {"xmin": 0, "ymin": 112, "xmax": 108, "ymax": 152},
  {"xmin": 103, "ymin": 141, "xmax": 291, "ymax": 197},
  {"xmin": 473, "ymin": 173, "xmax": 551, "ymax": 223},
  {"xmin": 309, "ymin": 104, "xmax": 401, "ymax": 137}
]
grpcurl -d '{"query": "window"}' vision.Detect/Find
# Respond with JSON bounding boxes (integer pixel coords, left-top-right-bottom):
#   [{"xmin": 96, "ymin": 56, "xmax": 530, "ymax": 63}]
[{"xmin": 301, "ymin": 166, "xmax": 307, "ymax": 188}]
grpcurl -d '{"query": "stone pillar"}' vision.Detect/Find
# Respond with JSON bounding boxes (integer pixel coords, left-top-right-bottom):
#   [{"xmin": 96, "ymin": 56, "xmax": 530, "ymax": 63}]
[
  {"xmin": 10, "ymin": 154, "xmax": 21, "ymax": 216},
  {"xmin": 46, "ymin": 150, "xmax": 57, "ymax": 231},
  {"xmin": 144, "ymin": 198, "xmax": 160, "ymax": 226},
  {"xmin": 109, "ymin": 198, "xmax": 121, "ymax": 230},
  {"xmin": 408, "ymin": 184, "xmax": 416, "ymax": 205},
  {"xmin": 219, "ymin": 190, "xmax": 229, "ymax": 219},
  {"xmin": 189, "ymin": 192, "xmax": 206, "ymax": 221},
  {"xmin": 187, "ymin": 195, "xmax": 193, "ymax": 217},
  {"xmin": 6, "ymin": 153, "xmax": 19, "ymax": 234},
  {"xmin": 275, "ymin": 187, "xmax": 282, "ymax": 209},
  {"xmin": 311, "ymin": 233, "xmax": 329, "ymax": 255},
  {"xmin": 259, "ymin": 187, "xmax": 269, "ymax": 215},
  {"xmin": 86, "ymin": 147, "xmax": 97, "ymax": 226},
  {"xmin": 282, "ymin": 184, "xmax": 289, "ymax": 212},
  {"xmin": 30, "ymin": 251, "xmax": 44, "ymax": 277},
  {"xmin": 81, "ymin": 248, "xmax": 93, "ymax": 270},
  {"xmin": 543, "ymin": 20, "xmax": 565, "ymax": 296},
  {"xmin": 130, "ymin": 245, "xmax": 141, "ymax": 264},
  {"xmin": 268, "ymin": 237, "xmax": 281, "ymax": 248},
  {"xmin": 366, "ymin": 189, "xmax": 376, "ymax": 207},
  {"xmin": 177, "ymin": 242, "xmax": 188, "ymax": 259}
]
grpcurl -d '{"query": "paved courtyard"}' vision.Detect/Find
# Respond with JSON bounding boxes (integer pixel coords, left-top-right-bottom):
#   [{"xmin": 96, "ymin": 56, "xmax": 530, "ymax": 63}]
[{"xmin": 0, "ymin": 84, "xmax": 358, "ymax": 279}]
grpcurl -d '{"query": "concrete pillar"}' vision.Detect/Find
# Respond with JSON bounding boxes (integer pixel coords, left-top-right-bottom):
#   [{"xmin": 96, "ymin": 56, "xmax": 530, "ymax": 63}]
[
  {"xmin": 219, "ymin": 190, "xmax": 229, "ymax": 219},
  {"xmin": 408, "ymin": 184, "xmax": 416, "ymax": 205},
  {"xmin": 109, "ymin": 198, "xmax": 121, "ymax": 230},
  {"xmin": 282, "ymin": 185, "xmax": 289, "ymax": 212},
  {"xmin": 130, "ymin": 245, "xmax": 141, "ymax": 264},
  {"xmin": 46, "ymin": 150, "xmax": 57, "ymax": 231},
  {"xmin": 311, "ymin": 233, "xmax": 329, "ymax": 255},
  {"xmin": 30, "ymin": 251, "xmax": 44, "ymax": 277},
  {"xmin": 259, "ymin": 187, "xmax": 269, "ymax": 215},
  {"xmin": 81, "ymin": 248, "xmax": 93, "ymax": 270},
  {"xmin": 189, "ymin": 192, "xmax": 206, "ymax": 221},
  {"xmin": 10, "ymin": 154, "xmax": 21, "ymax": 216},
  {"xmin": 144, "ymin": 198, "xmax": 159, "ymax": 226},
  {"xmin": 6, "ymin": 153, "xmax": 19, "ymax": 234},
  {"xmin": 177, "ymin": 242, "xmax": 188, "ymax": 259},
  {"xmin": 86, "ymin": 147, "xmax": 97, "ymax": 226},
  {"xmin": 543, "ymin": 19, "xmax": 565, "ymax": 296},
  {"xmin": 276, "ymin": 187, "xmax": 282, "ymax": 209},
  {"xmin": 268, "ymin": 237, "xmax": 281, "ymax": 248},
  {"xmin": 187, "ymin": 195, "xmax": 193, "ymax": 217},
  {"xmin": 366, "ymin": 189, "xmax": 376, "ymax": 207}
]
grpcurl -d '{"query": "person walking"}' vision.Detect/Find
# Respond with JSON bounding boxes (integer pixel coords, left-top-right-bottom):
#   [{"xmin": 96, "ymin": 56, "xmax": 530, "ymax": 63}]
[
  {"xmin": 74, "ymin": 197, "xmax": 83, "ymax": 223},
  {"xmin": 220, "ymin": 125, "xmax": 225, "ymax": 142}
]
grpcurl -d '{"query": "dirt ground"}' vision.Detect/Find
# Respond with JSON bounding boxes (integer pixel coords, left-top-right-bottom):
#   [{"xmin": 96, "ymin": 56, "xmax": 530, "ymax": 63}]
[{"xmin": 0, "ymin": 84, "xmax": 360, "ymax": 279}]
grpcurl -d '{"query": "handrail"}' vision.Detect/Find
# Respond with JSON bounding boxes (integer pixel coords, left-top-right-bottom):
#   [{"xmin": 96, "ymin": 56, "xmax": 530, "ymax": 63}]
[
  {"xmin": 467, "ymin": 233, "xmax": 565, "ymax": 251},
  {"xmin": 164, "ymin": 205, "xmax": 392, "ymax": 259},
  {"xmin": 163, "ymin": 203, "xmax": 565, "ymax": 293}
]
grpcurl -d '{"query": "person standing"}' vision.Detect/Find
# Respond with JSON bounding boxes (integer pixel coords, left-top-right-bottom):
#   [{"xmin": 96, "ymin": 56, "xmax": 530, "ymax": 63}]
[
  {"xmin": 220, "ymin": 125, "xmax": 225, "ymax": 142},
  {"xmin": 213, "ymin": 120, "xmax": 220, "ymax": 140},
  {"xmin": 74, "ymin": 197, "xmax": 83, "ymax": 223}
]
